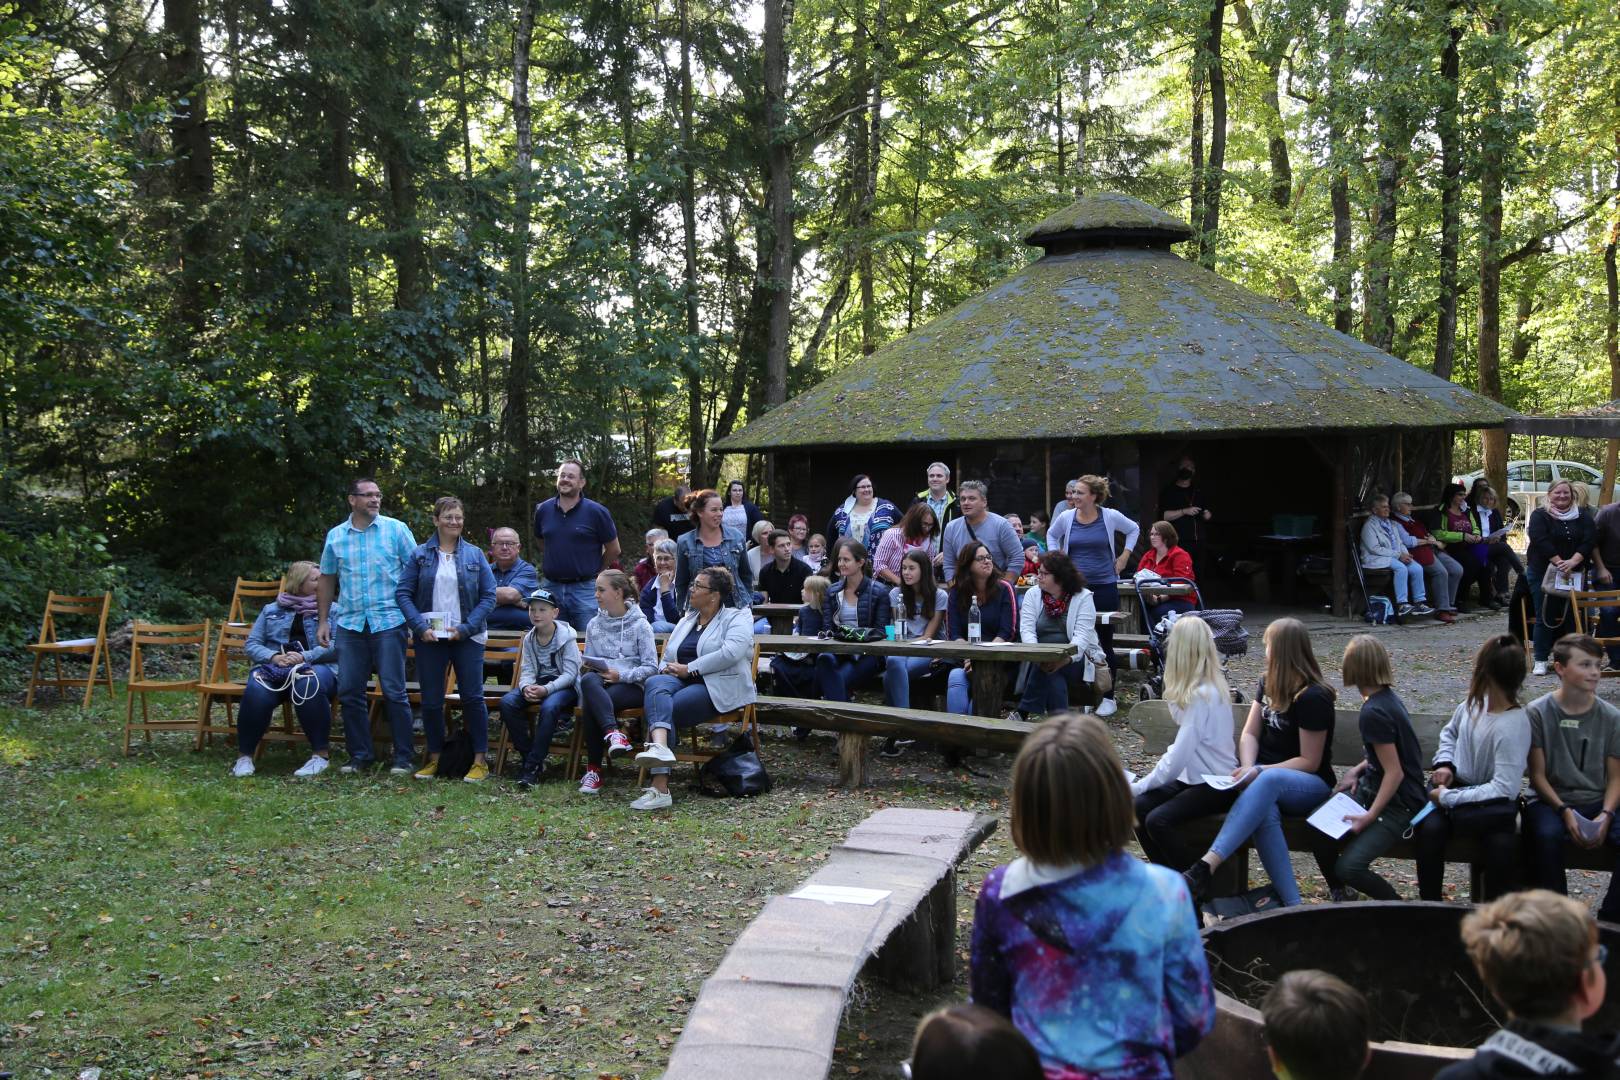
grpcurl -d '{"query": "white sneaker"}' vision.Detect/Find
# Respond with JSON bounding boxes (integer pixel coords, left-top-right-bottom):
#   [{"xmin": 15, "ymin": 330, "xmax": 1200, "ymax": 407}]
[
  {"xmin": 1534, "ymin": 660, "xmax": 1549, "ymax": 676},
  {"xmin": 294, "ymin": 755, "xmax": 330, "ymax": 778},
  {"xmin": 630, "ymin": 788, "xmax": 673, "ymax": 811},
  {"xmin": 634, "ymin": 743, "xmax": 677, "ymax": 768},
  {"xmin": 1095, "ymin": 698, "xmax": 1118, "ymax": 718},
  {"xmin": 231, "ymin": 755, "xmax": 255, "ymax": 778}
]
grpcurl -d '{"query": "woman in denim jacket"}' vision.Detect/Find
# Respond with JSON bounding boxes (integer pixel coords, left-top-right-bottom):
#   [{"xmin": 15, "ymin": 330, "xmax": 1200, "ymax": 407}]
[
  {"xmin": 674, "ymin": 489, "xmax": 753, "ymax": 610},
  {"xmin": 232, "ymin": 560, "xmax": 339, "ymax": 778},
  {"xmin": 396, "ymin": 496, "xmax": 498, "ymax": 781}
]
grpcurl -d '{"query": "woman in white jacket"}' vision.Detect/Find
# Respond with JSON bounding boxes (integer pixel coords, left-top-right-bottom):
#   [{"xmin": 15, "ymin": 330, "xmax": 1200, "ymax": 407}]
[
  {"xmin": 1414, "ymin": 634, "xmax": 1530, "ymax": 901},
  {"xmin": 1359, "ymin": 493, "xmax": 1432, "ymax": 617},
  {"xmin": 1131, "ymin": 617, "xmax": 1239, "ymax": 869},
  {"xmin": 632, "ymin": 566, "xmax": 756, "ymax": 811},
  {"xmin": 1016, "ymin": 551, "xmax": 1109, "ymax": 717}
]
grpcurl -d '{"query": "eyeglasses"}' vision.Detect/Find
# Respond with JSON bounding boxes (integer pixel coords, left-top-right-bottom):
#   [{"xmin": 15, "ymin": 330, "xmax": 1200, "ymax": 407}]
[
  {"xmin": 492, "ymin": 539, "xmax": 519, "ymax": 547},
  {"xmin": 352, "ymin": 490, "xmax": 381, "ymax": 499},
  {"xmin": 689, "ymin": 582, "xmax": 711, "ymax": 593},
  {"xmin": 973, "ymin": 554, "xmax": 994, "ymax": 564}
]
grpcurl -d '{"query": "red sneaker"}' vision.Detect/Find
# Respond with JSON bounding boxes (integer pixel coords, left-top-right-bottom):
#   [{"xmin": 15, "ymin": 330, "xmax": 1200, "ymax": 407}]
[
  {"xmin": 577, "ymin": 768, "xmax": 603, "ymax": 795},
  {"xmin": 605, "ymin": 729, "xmax": 634, "ymax": 760}
]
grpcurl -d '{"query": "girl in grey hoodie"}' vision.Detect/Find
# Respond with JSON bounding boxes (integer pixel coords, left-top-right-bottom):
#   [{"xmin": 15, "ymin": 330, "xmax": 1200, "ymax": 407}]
[{"xmin": 577, "ymin": 570, "xmax": 660, "ymax": 794}]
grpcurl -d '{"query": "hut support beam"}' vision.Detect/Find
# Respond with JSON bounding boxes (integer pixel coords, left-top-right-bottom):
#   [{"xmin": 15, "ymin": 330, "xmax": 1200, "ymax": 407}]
[{"xmin": 1332, "ymin": 442, "xmax": 1349, "ymax": 617}]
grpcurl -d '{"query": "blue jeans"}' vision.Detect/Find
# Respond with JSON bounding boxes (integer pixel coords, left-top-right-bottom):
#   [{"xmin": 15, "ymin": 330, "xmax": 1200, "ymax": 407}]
[
  {"xmin": 237, "ymin": 664, "xmax": 337, "ymax": 755},
  {"xmin": 1526, "ymin": 568, "xmax": 1575, "ymax": 662},
  {"xmin": 1389, "ymin": 560, "xmax": 1426, "ymax": 604},
  {"xmin": 1524, "ymin": 798, "xmax": 1620, "ymax": 920},
  {"xmin": 651, "ymin": 619, "xmax": 676, "ymax": 633},
  {"xmin": 577, "ymin": 673, "xmax": 642, "ymax": 768},
  {"xmin": 1092, "ymin": 580, "xmax": 1119, "ymax": 700},
  {"xmin": 500, "ymin": 686, "xmax": 578, "ymax": 772},
  {"xmin": 815, "ymin": 653, "xmax": 884, "ymax": 702},
  {"xmin": 884, "ymin": 655, "xmax": 935, "ymax": 709},
  {"xmin": 335, "ymin": 624, "xmax": 411, "ymax": 767},
  {"xmin": 946, "ymin": 665, "xmax": 973, "ymax": 714},
  {"xmin": 541, "ymin": 578, "xmax": 597, "ymax": 639},
  {"xmin": 414, "ymin": 636, "xmax": 489, "ymax": 755},
  {"xmin": 1209, "ymin": 766, "xmax": 1331, "ymax": 906},
  {"xmin": 1019, "ymin": 660, "xmax": 1089, "ymax": 714},
  {"xmin": 643, "ymin": 673, "xmax": 719, "ymax": 775}
]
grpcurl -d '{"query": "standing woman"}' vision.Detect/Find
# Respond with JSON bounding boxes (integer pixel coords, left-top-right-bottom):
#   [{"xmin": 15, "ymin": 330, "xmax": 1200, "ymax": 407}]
[
  {"xmin": 231, "ymin": 561, "xmax": 340, "ymax": 778},
  {"xmin": 397, "ymin": 496, "xmax": 497, "ymax": 782},
  {"xmin": 1416, "ymin": 634, "xmax": 1529, "ymax": 902},
  {"xmin": 721, "ymin": 480, "xmax": 764, "ymax": 540},
  {"xmin": 873, "ymin": 502, "xmax": 941, "ymax": 587},
  {"xmin": 826, "ymin": 474, "xmax": 901, "ymax": 552},
  {"xmin": 1016, "ymin": 551, "xmax": 1108, "ymax": 718},
  {"xmin": 575, "ymin": 569, "xmax": 658, "ymax": 795},
  {"xmin": 1526, "ymin": 478, "xmax": 1596, "ymax": 675},
  {"xmin": 632, "ymin": 567, "xmax": 756, "ymax": 811},
  {"xmin": 813, "ymin": 539, "xmax": 893, "ymax": 703},
  {"xmin": 674, "ymin": 488, "xmax": 753, "ymax": 611},
  {"xmin": 638, "ymin": 538, "xmax": 680, "ymax": 632},
  {"xmin": 1047, "ymin": 474, "xmax": 1140, "ymax": 718},
  {"xmin": 1182, "ymin": 618, "xmax": 1337, "ymax": 907},
  {"xmin": 944, "ymin": 541, "xmax": 1018, "ymax": 716}
]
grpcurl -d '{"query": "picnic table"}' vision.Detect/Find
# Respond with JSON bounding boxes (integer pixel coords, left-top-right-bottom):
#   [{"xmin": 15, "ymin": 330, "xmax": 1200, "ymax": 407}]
[{"xmin": 752, "ymin": 634, "xmax": 1075, "ymax": 717}]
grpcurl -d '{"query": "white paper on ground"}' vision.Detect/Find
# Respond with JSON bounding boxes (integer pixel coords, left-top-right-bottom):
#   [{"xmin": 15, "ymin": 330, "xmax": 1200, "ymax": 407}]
[
  {"xmin": 1306, "ymin": 792, "xmax": 1367, "ymax": 839},
  {"xmin": 789, "ymin": 884, "xmax": 892, "ymax": 906},
  {"xmin": 1201, "ymin": 768, "xmax": 1254, "ymax": 791}
]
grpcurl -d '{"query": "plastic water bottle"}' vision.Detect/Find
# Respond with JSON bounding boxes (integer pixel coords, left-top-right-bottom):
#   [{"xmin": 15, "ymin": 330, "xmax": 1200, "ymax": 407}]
[{"xmin": 967, "ymin": 597, "xmax": 982, "ymax": 643}]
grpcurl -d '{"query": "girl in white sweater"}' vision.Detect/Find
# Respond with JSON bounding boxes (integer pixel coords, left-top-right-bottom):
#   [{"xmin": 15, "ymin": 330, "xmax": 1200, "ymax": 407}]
[
  {"xmin": 1131, "ymin": 617, "xmax": 1239, "ymax": 869},
  {"xmin": 1414, "ymin": 634, "xmax": 1530, "ymax": 901}
]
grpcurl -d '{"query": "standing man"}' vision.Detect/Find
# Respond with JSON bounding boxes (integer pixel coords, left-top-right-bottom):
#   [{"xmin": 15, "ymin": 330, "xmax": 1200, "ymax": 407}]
[
  {"xmin": 652, "ymin": 484, "xmax": 694, "ymax": 542},
  {"xmin": 758, "ymin": 529, "xmax": 812, "ymax": 604},
  {"xmin": 914, "ymin": 463, "xmax": 960, "ymax": 530},
  {"xmin": 486, "ymin": 526, "xmax": 541, "ymax": 632},
  {"xmin": 1159, "ymin": 455, "xmax": 1212, "ymax": 571},
  {"xmin": 533, "ymin": 459, "xmax": 621, "ymax": 634},
  {"xmin": 940, "ymin": 480, "xmax": 1025, "ymax": 583},
  {"xmin": 1052, "ymin": 478, "xmax": 1082, "ymax": 529},
  {"xmin": 316, "ymin": 477, "xmax": 417, "ymax": 774}
]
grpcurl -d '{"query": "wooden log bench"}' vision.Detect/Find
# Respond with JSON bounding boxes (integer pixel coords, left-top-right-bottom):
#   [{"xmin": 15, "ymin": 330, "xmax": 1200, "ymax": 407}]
[
  {"xmin": 755, "ymin": 695, "xmax": 1035, "ymax": 787},
  {"xmin": 661, "ymin": 807, "xmax": 997, "ymax": 1080},
  {"xmin": 1128, "ymin": 700, "xmax": 1614, "ymax": 900}
]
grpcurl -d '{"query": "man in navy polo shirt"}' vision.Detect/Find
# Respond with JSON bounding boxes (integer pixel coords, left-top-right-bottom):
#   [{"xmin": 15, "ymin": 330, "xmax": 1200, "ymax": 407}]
[
  {"xmin": 533, "ymin": 459, "xmax": 620, "ymax": 634},
  {"xmin": 486, "ymin": 526, "xmax": 541, "ymax": 632}
]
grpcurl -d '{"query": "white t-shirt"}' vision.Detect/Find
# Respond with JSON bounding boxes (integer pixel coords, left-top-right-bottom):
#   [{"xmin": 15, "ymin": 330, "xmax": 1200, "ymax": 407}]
[{"xmin": 432, "ymin": 549, "xmax": 487, "ymax": 644}]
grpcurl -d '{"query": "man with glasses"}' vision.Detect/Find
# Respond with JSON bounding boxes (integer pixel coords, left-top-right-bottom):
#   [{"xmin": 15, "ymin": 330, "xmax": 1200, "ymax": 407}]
[
  {"xmin": 316, "ymin": 477, "xmax": 417, "ymax": 774},
  {"xmin": 486, "ymin": 527, "xmax": 540, "ymax": 632},
  {"xmin": 533, "ymin": 459, "xmax": 622, "ymax": 635}
]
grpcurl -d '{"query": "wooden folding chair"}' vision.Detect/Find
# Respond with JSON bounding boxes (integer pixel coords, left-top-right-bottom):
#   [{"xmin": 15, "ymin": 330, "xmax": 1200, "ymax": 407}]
[
  {"xmin": 123, "ymin": 620, "xmax": 211, "ymax": 754},
  {"xmin": 227, "ymin": 578, "xmax": 281, "ymax": 625},
  {"xmin": 366, "ymin": 640, "xmax": 455, "ymax": 750},
  {"xmin": 1572, "ymin": 588, "xmax": 1620, "ymax": 675},
  {"xmin": 490, "ymin": 635, "xmax": 590, "ymax": 778},
  {"xmin": 638, "ymin": 643, "xmax": 762, "ymax": 786},
  {"xmin": 449, "ymin": 634, "xmax": 525, "ymax": 772},
  {"xmin": 25, "ymin": 590, "xmax": 115, "ymax": 708},
  {"xmin": 196, "ymin": 623, "xmax": 253, "ymax": 749}
]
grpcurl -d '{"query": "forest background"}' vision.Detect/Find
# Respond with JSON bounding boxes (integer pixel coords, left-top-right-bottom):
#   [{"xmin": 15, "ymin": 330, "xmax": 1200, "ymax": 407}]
[{"xmin": 0, "ymin": 0, "xmax": 1617, "ymax": 644}]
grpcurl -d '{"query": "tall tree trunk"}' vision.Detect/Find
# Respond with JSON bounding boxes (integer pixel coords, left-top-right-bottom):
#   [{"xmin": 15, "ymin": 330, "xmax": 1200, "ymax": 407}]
[
  {"xmin": 679, "ymin": 0, "xmax": 708, "ymax": 489},
  {"xmin": 763, "ymin": 0, "xmax": 795, "ymax": 505},
  {"xmin": 1602, "ymin": 116, "xmax": 1619, "ymax": 501},
  {"xmin": 1189, "ymin": 56, "xmax": 1204, "ymax": 237},
  {"xmin": 1364, "ymin": 138, "xmax": 1405, "ymax": 352},
  {"xmin": 1433, "ymin": 8, "xmax": 1462, "ymax": 379},
  {"xmin": 321, "ymin": 83, "xmax": 353, "ymax": 317},
  {"xmin": 504, "ymin": 0, "xmax": 535, "ymax": 518},
  {"xmin": 1232, "ymin": 0, "xmax": 1289, "ymax": 211},
  {"xmin": 163, "ymin": 0, "xmax": 214, "ymax": 336},
  {"xmin": 1197, "ymin": 0, "xmax": 1226, "ymax": 268},
  {"xmin": 1477, "ymin": 6, "xmax": 1508, "ymax": 499},
  {"xmin": 1326, "ymin": 0, "xmax": 1353, "ymax": 334},
  {"xmin": 849, "ymin": 0, "xmax": 876, "ymax": 356}
]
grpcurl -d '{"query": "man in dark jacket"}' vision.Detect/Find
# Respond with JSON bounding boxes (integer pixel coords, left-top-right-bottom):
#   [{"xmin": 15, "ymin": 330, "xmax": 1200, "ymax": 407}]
[{"xmin": 1437, "ymin": 889, "xmax": 1619, "ymax": 1079}]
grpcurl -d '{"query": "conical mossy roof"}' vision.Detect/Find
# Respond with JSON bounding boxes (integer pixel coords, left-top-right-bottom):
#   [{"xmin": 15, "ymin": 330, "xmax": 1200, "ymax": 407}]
[{"xmin": 716, "ymin": 193, "xmax": 1514, "ymax": 452}]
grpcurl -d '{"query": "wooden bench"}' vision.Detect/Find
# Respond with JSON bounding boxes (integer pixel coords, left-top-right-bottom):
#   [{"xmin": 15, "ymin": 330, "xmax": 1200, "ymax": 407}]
[
  {"xmin": 755, "ymin": 695, "xmax": 1035, "ymax": 787},
  {"xmin": 1128, "ymin": 699, "xmax": 1614, "ymax": 900},
  {"xmin": 662, "ymin": 807, "xmax": 996, "ymax": 1080}
]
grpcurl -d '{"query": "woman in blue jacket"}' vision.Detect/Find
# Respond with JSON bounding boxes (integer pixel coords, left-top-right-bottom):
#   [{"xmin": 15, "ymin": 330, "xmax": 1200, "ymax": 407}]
[
  {"xmin": 231, "ymin": 560, "xmax": 339, "ymax": 778},
  {"xmin": 397, "ymin": 496, "xmax": 497, "ymax": 781}
]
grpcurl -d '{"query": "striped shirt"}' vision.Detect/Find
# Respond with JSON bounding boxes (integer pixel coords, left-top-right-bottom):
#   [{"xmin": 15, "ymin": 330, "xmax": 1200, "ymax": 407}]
[{"xmin": 319, "ymin": 514, "xmax": 417, "ymax": 632}]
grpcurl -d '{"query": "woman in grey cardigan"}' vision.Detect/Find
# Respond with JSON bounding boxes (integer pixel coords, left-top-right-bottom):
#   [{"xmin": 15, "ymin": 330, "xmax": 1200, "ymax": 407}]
[
  {"xmin": 632, "ymin": 566, "xmax": 756, "ymax": 811},
  {"xmin": 577, "ymin": 569, "xmax": 659, "ymax": 796}
]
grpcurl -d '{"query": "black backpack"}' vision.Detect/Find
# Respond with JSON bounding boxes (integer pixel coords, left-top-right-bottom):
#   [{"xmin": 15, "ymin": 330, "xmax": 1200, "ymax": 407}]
[{"xmin": 436, "ymin": 724, "xmax": 474, "ymax": 779}]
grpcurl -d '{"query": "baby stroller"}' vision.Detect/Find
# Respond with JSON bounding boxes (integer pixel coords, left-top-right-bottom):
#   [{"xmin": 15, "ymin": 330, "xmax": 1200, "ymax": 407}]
[{"xmin": 1129, "ymin": 576, "xmax": 1248, "ymax": 702}]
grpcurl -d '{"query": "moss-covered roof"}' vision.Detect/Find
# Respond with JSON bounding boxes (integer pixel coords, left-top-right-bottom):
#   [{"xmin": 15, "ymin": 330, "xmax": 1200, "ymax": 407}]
[
  {"xmin": 1024, "ymin": 192, "xmax": 1193, "ymax": 249},
  {"xmin": 717, "ymin": 195, "xmax": 1513, "ymax": 452}
]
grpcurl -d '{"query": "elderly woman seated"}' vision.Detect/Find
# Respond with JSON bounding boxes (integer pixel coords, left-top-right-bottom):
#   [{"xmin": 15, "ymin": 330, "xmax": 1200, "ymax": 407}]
[{"xmin": 1359, "ymin": 494, "xmax": 1433, "ymax": 618}]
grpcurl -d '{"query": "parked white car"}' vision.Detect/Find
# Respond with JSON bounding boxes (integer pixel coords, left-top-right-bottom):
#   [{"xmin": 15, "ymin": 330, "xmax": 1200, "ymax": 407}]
[{"xmin": 1458, "ymin": 459, "xmax": 1603, "ymax": 520}]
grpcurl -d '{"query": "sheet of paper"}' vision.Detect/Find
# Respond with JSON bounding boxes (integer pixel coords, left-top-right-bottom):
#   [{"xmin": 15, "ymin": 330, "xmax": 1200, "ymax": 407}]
[
  {"xmin": 1124, "ymin": 769, "xmax": 1139, "ymax": 785},
  {"xmin": 789, "ymin": 884, "xmax": 891, "ymax": 906},
  {"xmin": 1572, "ymin": 811, "xmax": 1608, "ymax": 846},
  {"xmin": 582, "ymin": 655, "xmax": 610, "ymax": 672},
  {"xmin": 1200, "ymin": 768, "xmax": 1254, "ymax": 791},
  {"xmin": 1306, "ymin": 792, "xmax": 1367, "ymax": 840}
]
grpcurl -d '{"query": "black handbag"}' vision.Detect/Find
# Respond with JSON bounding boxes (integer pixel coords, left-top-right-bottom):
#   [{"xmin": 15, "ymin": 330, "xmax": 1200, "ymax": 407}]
[
  {"xmin": 697, "ymin": 734, "xmax": 772, "ymax": 797},
  {"xmin": 829, "ymin": 624, "xmax": 885, "ymax": 644}
]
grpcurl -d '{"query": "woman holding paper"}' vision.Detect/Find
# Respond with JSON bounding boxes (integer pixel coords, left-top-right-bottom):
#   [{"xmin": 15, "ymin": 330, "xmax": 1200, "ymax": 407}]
[
  {"xmin": 575, "ymin": 569, "xmax": 659, "ymax": 795},
  {"xmin": 1181, "ymin": 618, "xmax": 1336, "ymax": 907},
  {"xmin": 1415, "ymin": 634, "xmax": 1529, "ymax": 902},
  {"xmin": 1306, "ymin": 636, "xmax": 1427, "ymax": 900},
  {"xmin": 1526, "ymin": 478, "xmax": 1596, "ymax": 675},
  {"xmin": 1132, "ymin": 617, "xmax": 1239, "ymax": 869}
]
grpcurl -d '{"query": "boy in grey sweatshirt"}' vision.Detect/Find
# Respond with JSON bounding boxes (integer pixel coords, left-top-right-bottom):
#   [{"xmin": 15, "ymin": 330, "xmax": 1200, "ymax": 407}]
[{"xmin": 499, "ymin": 588, "xmax": 582, "ymax": 787}]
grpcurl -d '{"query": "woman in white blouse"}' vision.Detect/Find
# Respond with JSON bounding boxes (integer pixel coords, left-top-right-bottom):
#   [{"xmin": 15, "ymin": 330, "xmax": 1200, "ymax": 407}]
[{"xmin": 1130, "ymin": 616, "xmax": 1238, "ymax": 868}]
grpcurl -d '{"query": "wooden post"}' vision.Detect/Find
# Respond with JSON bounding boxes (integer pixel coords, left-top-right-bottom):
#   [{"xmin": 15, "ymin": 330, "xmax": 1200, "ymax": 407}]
[
  {"xmin": 837, "ymin": 732, "xmax": 869, "ymax": 788},
  {"xmin": 1332, "ymin": 441, "xmax": 1350, "ymax": 618},
  {"xmin": 1396, "ymin": 433, "xmax": 1403, "ymax": 492}
]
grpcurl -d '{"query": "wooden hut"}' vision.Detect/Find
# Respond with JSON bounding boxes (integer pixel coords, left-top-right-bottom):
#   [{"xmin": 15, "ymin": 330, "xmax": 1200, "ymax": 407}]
[{"xmin": 716, "ymin": 193, "xmax": 1513, "ymax": 615}]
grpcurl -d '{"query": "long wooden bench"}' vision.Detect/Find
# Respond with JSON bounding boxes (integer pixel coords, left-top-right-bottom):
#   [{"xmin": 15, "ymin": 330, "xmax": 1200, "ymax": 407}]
[
  {"xmin": 755, "ymin": 695, "xmax": 1035, "ymax": 787},
  {"xmin": 662, "ymin": 807, "xmax": 996, "ymax": 1080},
  {"xmin": 1127, "ymin": 700, "xmax": 1612, "ymax": 900}
]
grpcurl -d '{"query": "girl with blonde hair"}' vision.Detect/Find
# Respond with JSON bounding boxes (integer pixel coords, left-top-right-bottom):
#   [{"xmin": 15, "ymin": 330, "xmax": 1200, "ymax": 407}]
[
  {"xmin": 1133, "ymin": 617, "xmax": 1239, "ymax": 869},
  {"xmin": 1182, "ymin": 618, "xmax": 1337, "ymax": 906}
]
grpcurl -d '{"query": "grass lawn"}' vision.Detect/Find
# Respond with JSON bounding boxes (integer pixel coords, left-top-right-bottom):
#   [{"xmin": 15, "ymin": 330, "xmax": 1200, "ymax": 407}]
[{"xmin": 0, "ymin": 686, "xmax": 1018, "ymax": 1078}]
